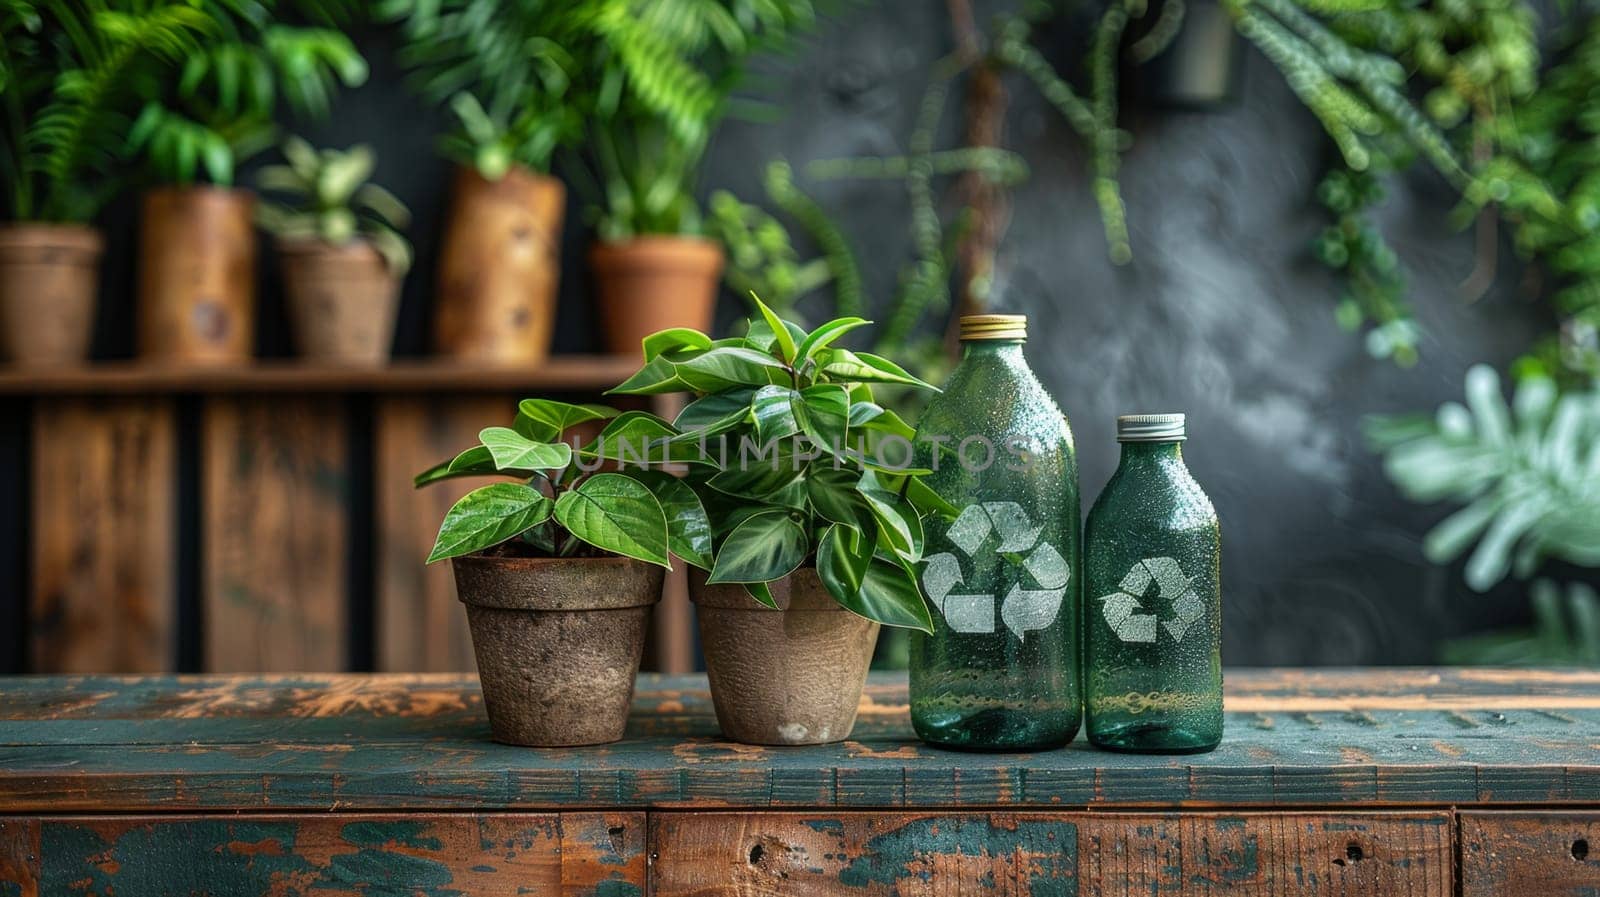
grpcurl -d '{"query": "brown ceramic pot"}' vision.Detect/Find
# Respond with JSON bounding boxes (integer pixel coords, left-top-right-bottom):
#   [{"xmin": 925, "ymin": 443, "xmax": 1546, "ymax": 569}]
[
  {"xmin": 589, "ymin": 236, "xmax": 724, "ymax": 357},
  {"xmin": 435, "ymin": 165, "xmax": 564, "ymax": 363},
  {"xmin": 691, "ymin": 568, "xmax": 880, "ymax": 745},
  {"xmin": 138, "ymin": 187, "xmax": 257, "ymax": 363},
  {"xmin": 452, "ymin": 554, "xmax": 663, "ymax": 747},
  {"xmin": 279, "ymin": 238, "xmax": 401, "ymax": 365},
  {"xmin": 0, "ymin": 224, "xmax": 102, "ymax": 367}
]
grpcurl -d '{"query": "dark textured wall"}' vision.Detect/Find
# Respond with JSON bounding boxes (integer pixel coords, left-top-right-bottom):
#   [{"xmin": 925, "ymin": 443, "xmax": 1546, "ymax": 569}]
[{"xmin": 79, "ymin": 2, "xmax": 1570, "ymax": 664}]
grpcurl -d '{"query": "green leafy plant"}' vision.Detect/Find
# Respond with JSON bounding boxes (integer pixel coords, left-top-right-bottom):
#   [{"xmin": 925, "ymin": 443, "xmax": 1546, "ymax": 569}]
[
  {"xmin": 377, "ymin": 0, "xmax": 586, "ymax": 178},
  {"xmin": 1440, "ymin": 579, "xmax": 1600, "ymax": 666},
  {"xmin": 125, "ymin": 1, "xmax": 367, "ymax": 186},
  {"xmin": 0, "ymin": 0, "xmax": 212, "ymax": 221},
  {"xmin": 418, "ymin": 296, "xmax": 953, "ymax": 632},
  {"xmin": 1366, "ymin": 364, "xmax": 1600, "ymax": 593},
  {"xmin": 255, "ymin": 137, "xmax": 413, "ymax": 274},
  {"xmin": 1312, "ymin": 166, "xmax": 1419, "ymax": 366},
  {"xmin": 577, "ymin": 0, "xmax": 820, "ymax": 240},
  {"xmin": 606, "ymin": 295, "xmax": 953, "ymax": 631},
  {"xmin": 417, "ymin": 400, "xmax": 692, "ymax": 568}
]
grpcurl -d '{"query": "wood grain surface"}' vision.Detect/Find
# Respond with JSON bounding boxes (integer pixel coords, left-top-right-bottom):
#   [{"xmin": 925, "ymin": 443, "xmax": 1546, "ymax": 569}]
[
  {"xmin": 0, "ymin": 812, "xmax": 644, "ymax": 897},
  {"xmin": 373, "ymin": 396, "xmax": 508, "ymax": 672},
  {"xmin": 29, "ymin": 399, "xmax": 176, "ymax": 673},
  {"xmin": 0, "ymin": 670, "xmax": 1595, "ymax": 813},
  {"xmin": 202, "ymin": 397, "xmax": 348, "ymax": 672},
  {"xmin": 653, "ymin": 811, "xmax": 1452, "ymax": 896},
  {"xmin": 1460, "ymin": 812, "xmax": 1600, "ymax": 897}
]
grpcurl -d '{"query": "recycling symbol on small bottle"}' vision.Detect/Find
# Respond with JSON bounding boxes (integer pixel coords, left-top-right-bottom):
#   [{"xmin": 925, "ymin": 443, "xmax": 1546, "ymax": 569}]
[
  {"xmin": 919, "ymin": 502, "xmax": 1070, "ymax": 639},
  {"xmin": 1098, "ymin": 556, "xmax": 1204, "ymax": 644}
]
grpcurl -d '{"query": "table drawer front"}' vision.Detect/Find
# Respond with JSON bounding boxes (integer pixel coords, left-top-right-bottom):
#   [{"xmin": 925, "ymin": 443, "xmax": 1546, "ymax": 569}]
[
  {"xmin": 0, "ymin": 812, "xmax": 644, "ymax": 897},
  {"xmin": 651, "ymin": 811, "xmax": 1452, "ymax": 896},
  {"xmin": 1462, "ymin": 812, "xmax": 1600, "ymax": 897}
]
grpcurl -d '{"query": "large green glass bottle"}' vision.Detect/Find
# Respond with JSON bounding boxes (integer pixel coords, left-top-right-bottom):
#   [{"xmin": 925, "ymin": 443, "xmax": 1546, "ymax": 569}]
[
  {"xmin": 1084, "ymin": 413, "xmax": 1222, "ymax": 754},
  {"xmin": 909, "ymin": 314, "xmax": 1081, "ymax": 751}
]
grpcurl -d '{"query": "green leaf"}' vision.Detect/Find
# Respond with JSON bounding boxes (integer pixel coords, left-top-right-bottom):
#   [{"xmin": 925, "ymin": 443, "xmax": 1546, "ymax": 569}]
[
  {"xmin": 583, "ymin": 412, "xmax": 684, "ymax": 465},
  {"xmin": 415, "ymin": 445, "xmax": 502, "ymax": 487},
  {"xmin": 752, "ymin": 385, "xmax": 804, "ymax": 441},
  {"xmin": 706, "ymin": 438, "xmax": 810, "ymax": 497},
  {"xmin": 836, "ymin": 556, "xmax": 934, "ymax": 632},
  {"xmin": 675, "ymin": 389, "xmax": 756, "ymax": 433},
  {"xmin": 553, "ymin": 473, "xmax": 671, "ymax": 567},
  {"xmin": 749, "ymin": 292, "xmax": 796, "ymax": 362},
  {"xmin": 807, "ymin": 464, "xmax": 874, "ymax": 530},
  {"xmin": 743, "ymin": 581, "xmax": 779, "ymax": 609},
  {"xmin": 642, "ymin": 327, "xmax": 713, "ymax": 361},
  {"xmin": 797, "ymin": 316, "xmax": 870, "ymax": 362},
  {"xmin": 427, "ymin": 483, "xmax": 552, "ymax": 563},
  {"xmin": 675, "ymin": 346, "xmax": 789, "ymax": 391},
  {"xmin": 621, "ymin": 469, "xmax": 713, "ymax": 569},
  {"xmin": 849, "ymin": 402, "xmax": 916, "ymax": 440},
  {"xmin": 859, "ymin": 482, "xmax": 924, "ymax": 562},
  {"xmin": 819, "ymin": 349, "xmax": 935, "ymax": 389},
  {"xmin": 799, "ymin": 384, "xmax": 850, "ymax": 454},
  {"xmin": 479, "ymin": 427, "xmax": 573, "ymax": 471},
  {"xmin": 705, "ymin": 510, "xmax": 807, "ymax": 584},
  {"xmin": 817, "ymin": 523, "xmax": 871, "ymax": 602},
  {"xmin": 609, "ymin": 353, "xmax": 697, "ymax": 395},
  {"xmin": 514, "ymin": 400, "xmax": 617, "ymax": 442}
]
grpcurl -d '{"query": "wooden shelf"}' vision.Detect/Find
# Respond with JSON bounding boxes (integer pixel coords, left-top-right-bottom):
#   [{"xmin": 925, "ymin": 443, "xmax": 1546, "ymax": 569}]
[{"xmin": 0, "ymin": 355, "xmax": 642, "ymax": 395}]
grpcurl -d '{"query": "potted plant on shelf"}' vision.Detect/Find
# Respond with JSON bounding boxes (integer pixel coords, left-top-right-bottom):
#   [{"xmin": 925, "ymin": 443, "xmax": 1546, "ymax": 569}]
[
  {"xmin": 608, "ymin": 296, "xmax": 954, "ymax": 744},
  {"xmin": 0, "ymin": 3, "xmax": 209, "ymax": 366},
  {"xmin": 128, "ymin": 7, "xmax": 366, "ymax": 364},
  {"xmin": 256, "ymin": 138, "xmax": 412, "ymax": 365},
  {"xmin": 416, "ymin": 399, "xmax": 703, "ymax": 746},
  {"xmin": 381, "ymin": 0, "xmax": 586, "ymax": 363},
  {"xmin": 579, "ymin": 1, "xmax": 819, "ymax": 355}
]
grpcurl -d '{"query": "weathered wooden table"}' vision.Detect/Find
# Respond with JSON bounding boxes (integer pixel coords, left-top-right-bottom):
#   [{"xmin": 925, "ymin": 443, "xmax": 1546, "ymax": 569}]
[{"xmin": 0, "ymin": 668, "xmax": 1597, "ymax": 895}]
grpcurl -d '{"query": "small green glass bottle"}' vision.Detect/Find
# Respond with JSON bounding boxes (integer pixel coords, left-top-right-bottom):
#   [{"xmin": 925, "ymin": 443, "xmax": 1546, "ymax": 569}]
[
  {"xmin": 909, "ymin": 314, "xmax": 1081, "ymax": 751},
  {"xmin": 1084, "ymin": 413, "xmax": 1222, "ymax": 754}
]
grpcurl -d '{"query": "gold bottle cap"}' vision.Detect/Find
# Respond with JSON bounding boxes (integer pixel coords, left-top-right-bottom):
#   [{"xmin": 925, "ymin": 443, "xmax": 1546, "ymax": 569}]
[{"xmin": 959, "ymin": 314, "xmax": 1027, "ymax": 341}]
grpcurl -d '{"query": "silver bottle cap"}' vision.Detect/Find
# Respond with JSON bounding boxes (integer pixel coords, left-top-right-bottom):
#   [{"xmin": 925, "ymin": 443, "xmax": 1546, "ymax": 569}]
[{"xmin": 1117, "ymin": 413, "xmax": 1186, "ymax": 442}]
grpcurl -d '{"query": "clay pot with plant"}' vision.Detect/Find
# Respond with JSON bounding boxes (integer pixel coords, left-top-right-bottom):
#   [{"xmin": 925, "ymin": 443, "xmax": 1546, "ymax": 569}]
[
  {"xmin": 383, "ymin": 0, "xmax": 591, "ymax": 363},
  {"xmin": 0, "ymin": 4, "xmax": 214, "ymax": 365},
  {"xmin": 416, "ymin": 398, "xmax": 714, "ymax": 746},
  {"xmin": 127, "ymin": 19, "xmax": 367, "ymax": 363},
  {"xmin": 257, "ymin": 138, "xmax": 412, "ymax": 364},
  {"xmin": 609, "ymin": 296, "xmax": 955, "ymax": 745}
]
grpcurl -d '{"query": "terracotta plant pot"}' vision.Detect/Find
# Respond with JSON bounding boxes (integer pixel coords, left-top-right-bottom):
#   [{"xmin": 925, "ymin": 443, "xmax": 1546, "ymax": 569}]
[
  {"xmin": 279, "ymin": 238, "xmax": 401, "ymax": 365},
  {"xmin": 0, "ymin": 224, "xmax": 102, "ymax": 367},
  {"xmin": 452, "ymin": 554, "xmax": 663, "ymax": 747},
  {"xmin": 590, "ymin": 236, "xmax": 724, "ymax": 357},
  {"xmin": 435, "ymin": 166, "xmax": 565, "ymax": 364},
  {"xmin": 138, "ymin": 187, "xmax": 257, "ymax": 364},
  {"xmin": 691, "ymin": 568, "xmax": 879, "ymax": 745}
]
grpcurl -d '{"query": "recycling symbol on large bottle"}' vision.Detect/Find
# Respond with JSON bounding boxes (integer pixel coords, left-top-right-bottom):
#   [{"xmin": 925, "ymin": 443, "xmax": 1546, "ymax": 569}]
[
  {"xmin": 919, "ymin": 502, "xmax": 1070, "ymax": 639},
  {"xmin": 1098, "ymin": 556, "xmax": 1204, "ymax": 644}
]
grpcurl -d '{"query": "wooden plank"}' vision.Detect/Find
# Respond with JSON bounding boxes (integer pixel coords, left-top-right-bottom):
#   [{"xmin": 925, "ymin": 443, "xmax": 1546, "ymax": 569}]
[
  {"xmin": 29, "ymin": 399, "xmax": 175, "ymax": 672},
  {"xmin": 202, "ymin": 397, "xmax": 347, "ymax": 672},
  {"xmin": 0, "ymin": 672, "xmax": 1595, "ymax": 812},
  {"xmin": 1461, "ymin": 812, "xmax": 1600, "ymax": 897},
  {"xmin": 373, "ymin": 396, "xmax": 507, "ymax": 672},
  {"xmin": 0, "ymin": 357, "xmax": 639, "ymax": 396},
  {"xmin": 0, "ymin": 812, "xmax": 643, "ymax": 897},
  {"xmin": 651, "ymin": 812, "xmax": 1452, "ymax": 896},
  {"xmin": 0, "ymin": 818, "xmax": 40, "ymax": 897}
]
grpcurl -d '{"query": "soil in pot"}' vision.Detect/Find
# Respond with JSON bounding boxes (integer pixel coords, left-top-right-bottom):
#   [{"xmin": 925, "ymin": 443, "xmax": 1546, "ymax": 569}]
[
  {"xmin": 434, "ymin": 166, "xmax": 564, "ymax": 364},
  {"xmin": 0, "ymin": 224, "xmax": 102, "ymax": 367},
  {"xmin": 138, "ymin": 187, "xmax": 257, "ymax": 364},
  {"xmin": 590, "ymin": 236, "xmax": 724, "ymax": 357},
  {"xmin": 279, "ymin": 239, "xmax": 400, "ymax": 365},
  {"xmin": 452, "ymin": 552, "xmax": 663, "ymax": 747},
  {"xmin": 691, "ymin": 568, "xmax": 879, "ymax": 745}
]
